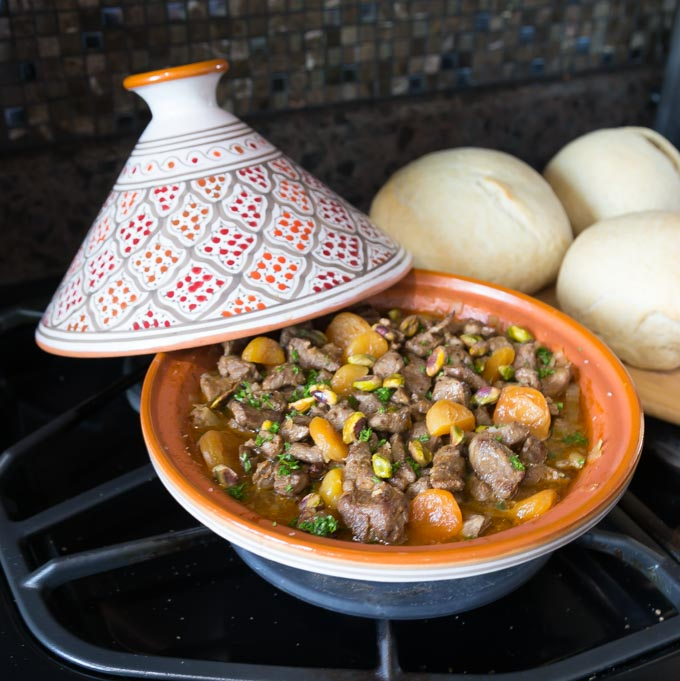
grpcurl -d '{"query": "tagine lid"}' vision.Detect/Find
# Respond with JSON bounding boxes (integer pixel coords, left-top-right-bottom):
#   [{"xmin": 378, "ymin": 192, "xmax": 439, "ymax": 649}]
[{"xmin": 35, "ymin": 59, "xmax": 412, "ymax": 358}]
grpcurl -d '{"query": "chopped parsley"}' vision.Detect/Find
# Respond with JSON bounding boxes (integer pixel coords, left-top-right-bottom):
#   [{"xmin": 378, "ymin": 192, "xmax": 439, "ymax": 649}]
[
  {"xmin": 291, "ymin": 348, "xmax": 300, "ymax": 362},
  {"xmin": 297, "ymin": 514, "xmax": 338, "ymax": 537},
  {"xmin": 536, "ymin": 346, "xmax": 555, "ymax": 379},
  {"xmin": 358, "ymin": 427, "xmax": 373, "ymax": 442},
  {"xmin": 416, "ymin": 433, "xmax": 430, "ymax": 442},
  {"xmin": 239, "ymin": 451, "xmax": 252, "ymax": 473},
  {"xmin": 536, "ymin": 346, "xmax": 553, "ymax": 366},
  {"xmin": 277, "ymin": 451, "xmax": 302, "ymax": 475},
  {"xmin": 556, "ymin": 401, "xmax": 564, "ymax": 411},
  {"xmin": 226, "ymin": 483, "xmax": 247, "ymax": 500},
  {"xmin": 233, "ymin": 382, "xmax": 274, "ymax": 409},
  {"xmin": 562, "ymin": 432, "xmax": 588, "ymax": 446},
  {"xmin": 508, "ymin": 454, "xmax": 525, "ymax": 471},
  {"xmin": 267, "ymin": 422, "xmax": 280, "ymax": 434},
  {"xmin": 375, "ymin": 387, "xmax": 393, "ymax": 404},
  {"xmin": 255, "ymin": 433, "xmax": 273, "ymax": 447},
  {"xmin": 406, "ymin": 457, "xmax": 421, "ymax": 476}
]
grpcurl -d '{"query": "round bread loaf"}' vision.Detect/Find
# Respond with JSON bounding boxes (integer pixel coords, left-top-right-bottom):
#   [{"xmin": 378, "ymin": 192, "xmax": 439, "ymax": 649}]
[
  {"xmin": 544, "ymin": 127, "xmax": 680, "ymax": 235},
  {"xmin": 368, "ymin": 148, "xmax": 572, "ymax": 294},
  {"xmin": 556, "ymin": 211, "xmax": 680, "ymax": 370}
]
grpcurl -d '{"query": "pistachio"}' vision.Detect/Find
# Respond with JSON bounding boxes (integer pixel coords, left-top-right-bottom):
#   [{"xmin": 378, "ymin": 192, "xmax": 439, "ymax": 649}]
[
  {"xmin": 372, "ymin": 453, "xmax": 393, "ymax": 479},
  {"xmin": 426, "ymin": 346, "xmax": 447, "ymax": 376},
  {"xmin": 460, "ymin": 333, "xmax": 483, "ymax": 348},
  {"xmin": 382, "ymin": 373, "xmax": 405, "ymax": 389},
  {"xmin": 299, "ymin": 492, "xmax": 324, "ymax": 511},
  {"xmin": 399, "ymin": 314, "xmax": 421, "ymax": 337},
  {"xmin": 209, "ymin": 389, "xmax": 233, "ymax": 410},
  {"xmin": 347, "ymin": 353, "xmax": 376, "ymax": 367},
  {"xmin": 352, "ymin": 376, "xmax": 383, "ymax": 392},
  {"xmin": 473, "ymin": 358, "xmax": 486, "ymax": 375},
  {"xmin": 468, "ymin": 340, "xmax": 489, "ymax": 357},
  {"xmin": 472, "ymin": 386, "xmax": 501, "ymax": 406},
  {"xmin": 450, "ymin": 425, "xmax": 465, "ymax": 446},
  {"xmin": 372, "ymin": 323, "xmax": 395, "ymax": 341},
  {"xmin": 507, "ymin": 325, "xmax": 534, "ymax": 343},
  {"xmin": 387, "ymin": 308, "xmax": 402, "ymax": 323},
  {"xmin": 342, "ymin": 411, "xmax": 367, "ymax": 443},
  {"xmin": 212, "ymin": 464, "xmax": 239, "ymax": 488},
  {"xmin": 408, "ymin": 439, "xmax": 433, "ymax": 466},
  {"xmin": 288, "ymin": 396, "xmax": 317, "ymax": 413},
  {"xmin": 311, "ymin": 386, "xmax": 339, "ymax": 406},
  {"xmin": 498, "ymin": 364, "xmax": 515, "ymax": 381}
]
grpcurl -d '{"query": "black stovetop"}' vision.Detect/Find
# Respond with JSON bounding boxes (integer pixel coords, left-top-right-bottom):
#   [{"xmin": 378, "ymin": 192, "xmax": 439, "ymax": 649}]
[{"xmin": 2, "ymin": 279, "xmax": 680, "ymax": 681}]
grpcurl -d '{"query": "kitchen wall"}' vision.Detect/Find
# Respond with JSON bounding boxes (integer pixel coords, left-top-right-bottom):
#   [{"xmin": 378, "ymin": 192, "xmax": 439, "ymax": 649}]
[{"xmin": 1, "ymin": 0, "xmax": 678, "ymax": 284}]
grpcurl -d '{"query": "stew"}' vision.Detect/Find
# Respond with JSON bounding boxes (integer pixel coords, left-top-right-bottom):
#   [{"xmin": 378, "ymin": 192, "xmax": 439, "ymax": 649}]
[{"xmin": 190, "ymin": 305, "xmax": 590, "ymax": 545}]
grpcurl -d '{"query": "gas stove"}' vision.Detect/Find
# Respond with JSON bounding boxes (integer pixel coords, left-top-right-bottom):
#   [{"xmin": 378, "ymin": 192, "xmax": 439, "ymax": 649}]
[{"xmin": 1, "ymin": 278, "xmax": 680, "ymax": 681}]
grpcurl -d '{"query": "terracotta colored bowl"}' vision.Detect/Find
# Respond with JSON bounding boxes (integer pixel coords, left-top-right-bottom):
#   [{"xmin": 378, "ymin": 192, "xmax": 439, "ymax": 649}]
[{"xmin": 141, "ymin": 269, "xmax": 643, "ymax": 589}]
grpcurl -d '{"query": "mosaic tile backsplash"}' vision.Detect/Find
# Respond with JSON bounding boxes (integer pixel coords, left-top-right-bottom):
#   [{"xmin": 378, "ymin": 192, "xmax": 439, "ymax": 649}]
[{"xmin": 0, "ymin": 0, "xmax": 677, "ymax": 148}]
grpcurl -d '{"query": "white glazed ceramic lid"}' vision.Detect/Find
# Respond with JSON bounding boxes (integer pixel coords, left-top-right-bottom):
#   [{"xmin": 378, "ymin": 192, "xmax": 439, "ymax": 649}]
[{"xmin": 35, "ymin": 60, "xmax": 412, "ymax": 357}]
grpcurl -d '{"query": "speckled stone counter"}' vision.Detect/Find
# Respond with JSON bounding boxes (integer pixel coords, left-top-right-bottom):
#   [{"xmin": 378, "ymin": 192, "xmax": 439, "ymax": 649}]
[{"xmin": 1, "ymin": 66, "xmax": 662, "ymax": 286}]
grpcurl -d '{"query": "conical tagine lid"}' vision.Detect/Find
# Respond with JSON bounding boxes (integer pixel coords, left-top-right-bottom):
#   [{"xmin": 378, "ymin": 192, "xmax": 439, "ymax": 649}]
[{"xmin": 36, "ymin": 59, "xmax": 412, "ymax": 357}]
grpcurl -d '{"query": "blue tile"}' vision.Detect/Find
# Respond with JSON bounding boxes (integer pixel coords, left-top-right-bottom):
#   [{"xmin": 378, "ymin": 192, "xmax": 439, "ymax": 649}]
[
  {"xmin": 440, "ymin": 51, "xmax": 458, "ymax": 70},
  {"xmin": 208, "ymin": 0, "xmax": 227, "ymax": 18},
  {"xmin": 342, "ymin": 64, "xmax": 357, "ymax": 83},
  {"xmin": 408, "ymin": 74, "xmax": 425, "ymax": 93},
  {"xmin": 101, "ymin": 7, "xmax": 124, "ymax": 28},
  {"xmin": 530, "ymin": 57, "xmax": 545, "ymax": 75},
  {"xmin": 4, "ymin": 106, "xmax": 27, "ymax": 128},
  {"xmin": 456, "ymin": 67, "xmax": 472, "ymax": 87},
  {"xmin": 359, "ymin": 2, "xmax": 377, "ymax": 23},
  {"xmin": 271, "ymin": 73, "xmax": 288, "ymax": 93},
  {"xmin": 575, "ymin": 36, "xmax": 590, "ymax": 54},
  {"xmin": 18, "ymin": 61, "xmax": 36, "ymax": 82},
  {"xmin": 166, "ymin": 1, "xmax": 187, "ymax": 21},
  {"xmin": 82, "ymin": 31, "xmax": 104, "ymax": 50},
  {"xmin": 519, "ymin": 25, "xmax": 535, "ymax": 44},
  {"xmin": 474, "ymin": 12, "xmax": 490, "ymax": 32}
]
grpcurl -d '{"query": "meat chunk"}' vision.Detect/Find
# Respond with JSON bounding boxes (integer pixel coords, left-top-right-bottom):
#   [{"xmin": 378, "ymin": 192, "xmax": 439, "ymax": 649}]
[
  {"xmin": 262, "ymin": 363, "xmax": 305, "ymax": 390},
  {"xmin": 218, "ymin": 355, "xmax": 261, "ymax": 382},
  {"xmin": 406, "ymin": 469, "xmax": 431, "ymax": 498},
  {"xmin": 541, "ymin": 366, "xmax": 572, "ymax": 398},
  {"xmin": 489, "ymin": 422, "xmax": 530, "ymax": 449},
  {"xmin": 520, "ymin": 435, "xmax": 548, "ymax": 465},
  {"xmin": 432, "ymin": 376, "xmax": 470, "ymax": 405},
  {"xmin": 402, "ymin": 357, "xmax": 432, "ymax": 398},
  {"xmin": 287, "ymin": 337, "xmax": 341, "ymax": 371},
  {"xmin": 522, "ymin": 463, "xmax": 567, "ymax": 486},
  {"xmin": 373, "ymin": 351, "xmax": 405, "ymax": 378},
  {"xmin": 515, "ymin": 367, "xmax": 540, "ymax": 389},
  {"xmin": 287, "ymin": 442, "xmax": 324, "ymax": 464},
  {"xmin": 444, "ymin": 366, "xmax": 488, "ymax": 391},
  {"xmin": 337, "ymin": 483, "xmax": 409, "ymax": 544},
  {"xmin": 468, "ymin": 434, "xmax": 525, "ymax": 500},
  {"xmin": 342, "ymin": 442, "xmax": 375, "ymax": 491},
  {"xmin": 252, "ymin": 459, "xmax": 276, "ymax": 489},
  {"xmin": 467, "ymin": 473, "xmax": 493, "ymax": 503},
  {"xmin": 199, "ymin": 373, "xmax": 239, "ymax": 403},
  {"xmin": 513, "ymin": 341, "xmax": 538, "ymax": 370},
  {"xmin": 430, "ymin": 445, "xmax": 466, "ymax": 492},
  {"xmin": 228, "ymin": 399, "xmax": 282, "ymax": 431},
  {"xmin": 368, "ymin": 407, "xmax": 412, "ymax": 433},
  {"xmin": 325, "ymin": 404, "xmax": 356, "ymax": 432},
  {"xmin": 280, "ymin": 415, "xmax": 310, "ymax": 442},
  {"xmin": 190, "ymin": 404, "xmax": 224, "ymax": 429},
  {"xmin": 274, "ymin": 466, "xmax": 309, "ymax": 497},
  {"xmin": 461, "ymin": 513, "xmax": 491, "ymax": 539}
]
